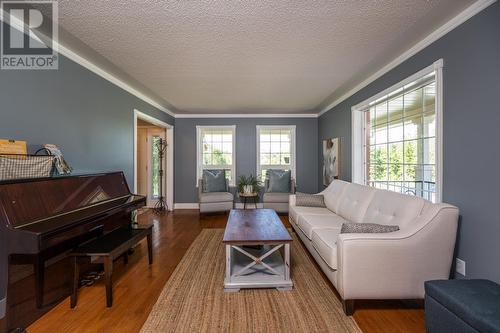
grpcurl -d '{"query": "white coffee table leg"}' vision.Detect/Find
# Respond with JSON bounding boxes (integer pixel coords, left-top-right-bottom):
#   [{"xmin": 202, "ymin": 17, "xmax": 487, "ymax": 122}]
[
  {"xmin": 225, "ymin": 244, "xmax": 240, "ymax": 292},
  {"xmin": 277, "ymin": 243, "xmax": 292, "ymax": 291}
]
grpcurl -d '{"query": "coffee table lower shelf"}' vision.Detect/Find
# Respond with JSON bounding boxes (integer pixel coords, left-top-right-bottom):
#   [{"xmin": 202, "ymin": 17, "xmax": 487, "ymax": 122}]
[{"xmin": 224, "ymin": 243, "xmax": 292, "ymax": 292}]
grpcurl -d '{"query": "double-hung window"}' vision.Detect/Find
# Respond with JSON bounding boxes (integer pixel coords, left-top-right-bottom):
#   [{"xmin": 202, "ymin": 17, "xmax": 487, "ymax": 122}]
[
  {"xmin": 256, "ymin": 125, "xmax": 296, "ymax": 180},
  {"xmin": 352, "ymin": 60, "xmax": 443, "ymax": 202},
  {"xmin": 196, "ymin": 126, "xmax": 236, "ymax": 186}
]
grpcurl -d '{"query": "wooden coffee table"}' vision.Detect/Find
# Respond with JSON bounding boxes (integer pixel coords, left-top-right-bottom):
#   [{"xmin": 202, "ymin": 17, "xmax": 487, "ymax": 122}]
[{"xmin": 223, "ymin": 209, "xmax": 293, "ymax": 291}]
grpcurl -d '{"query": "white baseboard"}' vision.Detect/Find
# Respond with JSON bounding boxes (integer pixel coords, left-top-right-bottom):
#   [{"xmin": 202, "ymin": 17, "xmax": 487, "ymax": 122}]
[
  {"xmin": 174, "ymin": 203, "xmax": 199, "ymax": 209},
  {"xmin": 174, "ymin": 203, "xmax": 265, "ymax": 210}
]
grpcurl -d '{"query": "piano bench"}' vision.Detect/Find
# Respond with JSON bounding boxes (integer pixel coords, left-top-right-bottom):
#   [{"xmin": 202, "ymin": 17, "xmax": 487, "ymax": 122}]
[{"xmin": 69, "ymin": 224, "xmax": 153, "ymax": 308}]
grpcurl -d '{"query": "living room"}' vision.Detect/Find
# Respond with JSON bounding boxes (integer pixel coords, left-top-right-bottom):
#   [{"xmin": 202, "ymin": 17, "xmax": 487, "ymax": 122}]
[{"xmin": 0, "ymin": 1, "xmax": 499, "ymax": 332}]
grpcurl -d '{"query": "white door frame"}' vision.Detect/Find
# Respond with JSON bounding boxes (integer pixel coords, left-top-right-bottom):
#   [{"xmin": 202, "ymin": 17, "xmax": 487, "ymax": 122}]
[{"xmin": 134, "ymin": 109, "xmax": 174, "ymax": 211}]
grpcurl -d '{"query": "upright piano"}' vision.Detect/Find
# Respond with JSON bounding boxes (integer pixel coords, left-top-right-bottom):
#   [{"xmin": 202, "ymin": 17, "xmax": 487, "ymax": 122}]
[{"xmin": 0, "ymin": 172, "xmax": 145, "ymax": 332}]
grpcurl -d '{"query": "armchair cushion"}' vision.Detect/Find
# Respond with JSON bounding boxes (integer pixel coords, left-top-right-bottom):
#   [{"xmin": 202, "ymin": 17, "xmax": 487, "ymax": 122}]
[
  {"xmin": 199, "ymin": 192, "xmax": 233, "ymax": 203},
  {"xmin": 263, "ymin": 192, "xmax": 289, "ymax": 203},
  {"xmin": 202, "ymin": 170, "xmax": 226, "ymax": 192},
  {"xmin": 267, "ymin": 169, "xmax": 291, "ymax": 193}
]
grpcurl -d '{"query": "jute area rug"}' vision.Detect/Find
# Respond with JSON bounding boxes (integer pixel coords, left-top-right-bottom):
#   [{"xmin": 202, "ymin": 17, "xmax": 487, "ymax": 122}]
[{"xmin": 141, "ymin": 229, "xmax": 361, "ymax": 333}]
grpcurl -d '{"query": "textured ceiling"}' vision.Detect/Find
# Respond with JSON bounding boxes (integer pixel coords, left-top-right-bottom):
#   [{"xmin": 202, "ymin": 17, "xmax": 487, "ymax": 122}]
[{"xmin": 54, "ymin": 0, "xmax": 475, "ymax": 114}]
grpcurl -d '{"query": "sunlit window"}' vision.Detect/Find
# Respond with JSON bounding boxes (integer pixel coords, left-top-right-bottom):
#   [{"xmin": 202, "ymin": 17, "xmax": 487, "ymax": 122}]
[
  {"xmin": 196, "ymin": 126, "xmax": 236, "ymax": 185},
  {"xmin": 256, "ymin": 126, "xmax": 296, "ymax": 181},
  {"xmin": 364, "ymin": 72, "xmax": 437, "ymax": 201}
]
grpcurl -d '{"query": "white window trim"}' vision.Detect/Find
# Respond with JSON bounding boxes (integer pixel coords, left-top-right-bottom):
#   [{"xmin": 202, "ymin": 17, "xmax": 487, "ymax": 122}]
[
  {"xmin": 196, "ymin": 125, "xmax": 236, "ymax": 187},
  {"xmin": 256, "ymin": 125, "xmax": 297, "ymax": 180},
  {"xmin": 351, "ymin": 59, "xmax": 443, "ymax": 202}
]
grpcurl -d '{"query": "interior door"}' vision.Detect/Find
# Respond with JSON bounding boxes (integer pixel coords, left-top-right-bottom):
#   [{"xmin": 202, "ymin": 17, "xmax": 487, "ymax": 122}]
[{"xmin": 147, "ymin": 128, "xmax": 167, "ymax": 207}]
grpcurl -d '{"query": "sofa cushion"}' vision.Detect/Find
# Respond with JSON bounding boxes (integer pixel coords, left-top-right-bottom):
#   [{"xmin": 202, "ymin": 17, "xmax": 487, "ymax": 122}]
[
  {"xmin": 340, "ymin": 222, "xmax": 399, "ymax": 234},
  {"xmin": 298, "ymin": 214, "xmax": 346, "ymax": 239},
  {"xmin": 323, "ymin": 180, "xmax": 349, "ymax": 213},
  {"xmin": 311, "ymin": 228, "xmax": 341, "ymax": 270},
  {"xmin": 295, "ymin": 192, "xmax": 326, "ymax": 207},
  {"xmin": 425, "ymin": 279, "xmax": 500, "ymax": 333},
  {"xmin": 289, "ymin": 205, "xmax": 334, "ymax": 224},
  {"xmin": 267, "ymin": 169, "xmax": 291, "ymax": 193},
  {"xmin": 199, "ymin": 192, "xmax": 233, "ymax": 203},
  {"xmin": 202, "ymin": 170, "xmax": 226, "ymax": 192},
  {"xmin": 363, "ymin": 189, "xmax": 425, "ymax": 227},
  {"xmin": 337, "ymin": 183, "xmax": 376, "ymax": 223},
  {"xmin": 263, "ymin": 192, "xmax": 289, "ymax": 203}
]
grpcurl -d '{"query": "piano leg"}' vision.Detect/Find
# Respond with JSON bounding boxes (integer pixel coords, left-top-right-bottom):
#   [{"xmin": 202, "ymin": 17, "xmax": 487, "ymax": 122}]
[{"xmin": 34, "ymin": 256, "xmax": 45, "ymax": 309}]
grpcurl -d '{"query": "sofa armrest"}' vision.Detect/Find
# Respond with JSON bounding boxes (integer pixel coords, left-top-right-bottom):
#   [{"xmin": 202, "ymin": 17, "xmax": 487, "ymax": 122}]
[{"xmin": 336, "ymin": 204, "xmax": 459, "ymax": 300}]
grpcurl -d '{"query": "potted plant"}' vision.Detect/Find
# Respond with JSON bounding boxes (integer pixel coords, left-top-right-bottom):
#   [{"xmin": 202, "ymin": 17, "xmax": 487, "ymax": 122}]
[{"xmin": 237, "ymin": 174, "xmax": 262, "ymax": 195}]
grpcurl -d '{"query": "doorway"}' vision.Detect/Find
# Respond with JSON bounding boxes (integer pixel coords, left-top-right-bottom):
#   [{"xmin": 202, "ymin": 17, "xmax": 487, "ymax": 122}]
[{"xmin": 134, "ymin": 110, "xmax": 174, "ymax": 210}]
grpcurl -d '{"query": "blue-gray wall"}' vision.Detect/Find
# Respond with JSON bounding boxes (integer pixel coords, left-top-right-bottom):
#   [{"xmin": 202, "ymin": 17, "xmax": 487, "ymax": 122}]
[
  {"xmin": 318, "ymin": 2, "xmax": 500, "ymax": 282},
  {"xmin": 175, "ymin": 118, "xmax": 318, "ymax": 203},
  {"xmin": 0, "ymin": 56, "xmax": 174, "ymax": 185}
]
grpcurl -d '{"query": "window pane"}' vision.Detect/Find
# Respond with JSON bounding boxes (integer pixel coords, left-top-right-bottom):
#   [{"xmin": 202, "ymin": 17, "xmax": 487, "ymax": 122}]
[
  {"xmin": 388, "ymin": 120, "xmax": 403, "ymax": 142},
  {"xmin": 280, "ymin": 132, "xmax": 291, "ymax": 142},
  {"xmin": 404, "ymin": 89, "xmax": 423, "ymax": 118},
  {"xmin": 281, "ymin": 154, "xmax": 291, "ymax": 165},
  {"xmin": 270, "ymin": 153, "xmax": 280, "ymax": 164},
  {"xmin": 404, "ymin": 114, "xmax": 422, "ymax": 140},
  {"xmin": 212, "ymin": 141, "xmax": 222, "ymax": 152},
  {"xmin": 374, "ymin": 125, "xmax": 388, "ymax": 144},
  {"xmin": 281, "ymin": 142, "xmax": 291, "ymax": 153},
  {"xmin": 222, "ymin": 142, "xmax": 232, "ymax": 153},
  {"xmin": 260, "ymin": 131, "xmax": 271, "ymax": 142},
  {"xmin": 388, "ymin": 96, "xmax": 403, "ymax": 122},
  {"xmin": 261, "ymin": 142, "xmax": 271, "ymax": 153},
  {"xmin": 260, "ymin": 153, "xmax": 270, "ymax": 165},
  {"xmin": 375, "ymin": 102, "xmax": 388, "ymax": 125},
  {"xmin": 423, "ymin": 138, "xmax": 435, "ymax": 165},
  {"xmin": 212, "ymin": 132, "xmax": 222, "ymax": 142},
  {"xmin": 203, "ymin": 153, "xmax": 211, "ymax": 165},
  {"xmin": 404, "ymin": 139, "xmax": 420, "ymax": 165},
  {"xmin": 423, "ymin": 111, "xmax": 435, "ymax": 137},
  {"xmin": 270, "ymin": 130, "xmax": 281, "ymax": 142},
  {"xmin": 423, "ymin": 82, "xmax": 436, "ymax": 113},
  {"xmin": 270, "ymin": 142, "xmax": 281, "ymax": 153},
  {"xmin": 222, "ymin": 133, "xmax": 232, "ymax": 142},
  {"xmin": 203, "ymin": 142, "xmax": 212, "ymax": 153}
]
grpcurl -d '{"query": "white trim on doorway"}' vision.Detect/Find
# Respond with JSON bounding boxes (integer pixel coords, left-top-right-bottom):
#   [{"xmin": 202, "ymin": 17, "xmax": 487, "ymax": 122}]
[{"xmin": 134, "ymin": 109, "xmax": 174, "ymax": 211}]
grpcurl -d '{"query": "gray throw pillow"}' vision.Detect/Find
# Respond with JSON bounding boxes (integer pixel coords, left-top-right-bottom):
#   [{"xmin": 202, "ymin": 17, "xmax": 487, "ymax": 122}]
[
  {"xmin": 202, "ymin": 170, "xmax": 226, "ymax": 192},
  {"xmin": 267, "ymin": 169, "xmax": 291, "ymax": 193},
  {"xmin": 340, "ymin": 223, "xmax": 399, "ymax": 234},
  {"xmin": 295, "ymin": 192, "xmax": 326, "ymax": 207}
]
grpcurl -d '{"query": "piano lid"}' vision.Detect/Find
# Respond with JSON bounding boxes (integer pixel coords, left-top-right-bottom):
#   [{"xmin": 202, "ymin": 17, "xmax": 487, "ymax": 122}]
[{"xmin": 0, "ymin": 172, "xmax": 131, "ymax": 229}]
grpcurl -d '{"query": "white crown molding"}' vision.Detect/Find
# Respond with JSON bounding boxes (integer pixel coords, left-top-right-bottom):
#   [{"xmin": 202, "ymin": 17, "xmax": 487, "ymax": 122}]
[
  {"xmin": 0, "ymin": 8, "xmax": 176, "ymax": 117},
  {"xmin": 175, "ymin": 113, "xmax": 318, "ymax": 118},
  {"xmin": 56, "ymin": 43, "xmax": 176, "ymax": 117},
  {"xmin": 174, "ymin": 203, "xmax": 199, "ymax": 209},
  {"xmin": 318, "ymin": 0, "xmax": 497, "ymax": 116}
]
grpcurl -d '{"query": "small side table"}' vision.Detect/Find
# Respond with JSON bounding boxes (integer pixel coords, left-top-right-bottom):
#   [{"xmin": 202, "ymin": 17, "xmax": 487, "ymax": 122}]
[{"xmin": 239, "ymin": 192, "xmax": 258, "ymax": 209}]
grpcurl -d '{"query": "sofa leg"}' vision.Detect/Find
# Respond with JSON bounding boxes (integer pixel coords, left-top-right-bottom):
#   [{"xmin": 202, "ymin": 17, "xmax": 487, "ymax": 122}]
[{"xmin": 342, "ymin": 299, "xmax": 355, "ymax": 316}]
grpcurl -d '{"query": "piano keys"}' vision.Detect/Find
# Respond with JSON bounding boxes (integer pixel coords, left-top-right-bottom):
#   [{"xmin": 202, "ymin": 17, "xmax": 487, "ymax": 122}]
[{"xmin": 0, "ymin": 172, "xmax": 145, "ymax": 332}]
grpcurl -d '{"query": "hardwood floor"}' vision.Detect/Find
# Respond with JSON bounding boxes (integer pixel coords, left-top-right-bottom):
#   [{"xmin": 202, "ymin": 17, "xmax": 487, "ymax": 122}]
[{"xmin": 27, "ymin": 209, "xmax": 425, "ymax": 333}]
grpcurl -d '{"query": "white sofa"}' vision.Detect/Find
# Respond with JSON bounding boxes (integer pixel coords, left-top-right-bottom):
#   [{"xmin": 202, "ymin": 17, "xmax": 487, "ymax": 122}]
[{"xmin": 289, "ymin": 180, "xmax": 459, "ymax": 315}]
